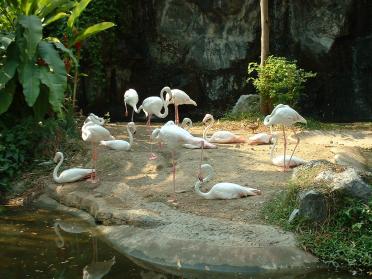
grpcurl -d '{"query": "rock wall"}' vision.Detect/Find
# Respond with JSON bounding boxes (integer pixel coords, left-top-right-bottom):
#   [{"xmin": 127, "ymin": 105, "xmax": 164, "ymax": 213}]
[{"xmin": 80, "ymin": 0, "xmax": 372, "ymax": 121}]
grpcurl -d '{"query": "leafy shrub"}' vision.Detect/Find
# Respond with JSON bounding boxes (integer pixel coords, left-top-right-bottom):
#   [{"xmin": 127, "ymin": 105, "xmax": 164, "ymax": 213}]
[
  {"xmin": 263, "ymin": 185, "xmax": 372, "ymax": 273},
  {"xmin": 247, "ymin": 56, "xmax": 316, "ymax": 107}
]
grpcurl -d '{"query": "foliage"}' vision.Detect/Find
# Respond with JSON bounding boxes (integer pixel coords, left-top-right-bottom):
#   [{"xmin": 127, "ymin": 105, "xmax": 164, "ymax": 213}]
[
  {"xmin": 247, "ymin": 56, "xmax": 316, "ymax": 108},
  {"xmin": 262, "ymin": 184, "xmax": 372, "ymax": 273},
  {"xmin": 0, "ymin": 111, "xmax": 78, "ymax": 192},
  {"xmin": 222, "ymin": 111, "xmax": 262, "ymax": 122}
]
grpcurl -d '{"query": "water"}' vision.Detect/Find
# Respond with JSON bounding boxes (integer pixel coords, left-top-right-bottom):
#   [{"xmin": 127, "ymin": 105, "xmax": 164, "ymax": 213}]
[{"xmin": 0, "ymin": 206, "xmax": 369, "ymax": 279}]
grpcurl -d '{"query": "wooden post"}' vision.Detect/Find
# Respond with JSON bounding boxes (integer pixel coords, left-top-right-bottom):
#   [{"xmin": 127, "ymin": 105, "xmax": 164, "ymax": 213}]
[{"xmin": 260, "ymin": 0, "xmax": 271, "ymax": 114}]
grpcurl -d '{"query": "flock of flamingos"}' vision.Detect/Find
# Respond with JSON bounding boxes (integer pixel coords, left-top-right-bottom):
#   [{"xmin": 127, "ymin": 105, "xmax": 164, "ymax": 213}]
[{"xmin": 53, "ymin": 87, "xmax": 307, "ymax": 203}]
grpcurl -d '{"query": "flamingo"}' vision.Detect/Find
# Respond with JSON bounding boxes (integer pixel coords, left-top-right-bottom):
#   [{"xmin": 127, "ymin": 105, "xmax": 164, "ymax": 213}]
[
  {"xmin": 152, "ymin": 121, "xmax": 205, "ymax": 202},
  {"xmin": 84, "ymin": 113, "xmax": 105, "ymax": 126},
  {"xmin": 195, "ymin": 164, "xmax": 262, "ymax": 199},
  {"xmin": 248, "ymin": 132, "xmax": 273, "ymax": 145},
  {"xmin": 177, "ymin": 117, "xmax": 217, "ymax": 149},
  {"xmin": 100, "ymin": 122, "xmax": 136, "ymax": 151},
  {"xmin": 53, "ymin": 152, "xmax": 95, "ymax": 183},
  {"xmin": 82, "ymin": 121, "xmax": 114, "ymax": 182},
  {"xmin": 167, "ymin": 88, "xmax": 197, "ymax": 124},
  {"xmin": 124, "ymin": 89, "xmax": 139, "ymax": 122},
  {"xmin": 83, "ymin": 257, "xmax": 116, "ymax": 279},
  {"xmin": 264, "ymin": 104, "xmax": 306, "ymax": 170},
  {"xmin": 270, "ymin": 134, "xmax": 306, "ymax": 168},
  {"xmin": 203, "ymin": 114, "xmax": 246, "ymax": 143},
  {"xmin": 138, "ymin": 87, "xmax": 171, "ymax": 159}
]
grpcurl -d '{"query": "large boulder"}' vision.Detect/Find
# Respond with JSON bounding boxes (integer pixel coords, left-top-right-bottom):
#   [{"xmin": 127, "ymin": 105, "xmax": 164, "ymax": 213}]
[
  {"xmin": 231, "ymin": 94, "xmax": 260, "ymax": 115},
  {"xmin": 298, "ymin": 190, "xmax": 328, "ymax": 223}
]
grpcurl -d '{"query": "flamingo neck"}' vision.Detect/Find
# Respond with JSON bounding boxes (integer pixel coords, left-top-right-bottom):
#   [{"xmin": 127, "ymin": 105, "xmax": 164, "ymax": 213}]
[
  {"xmin": 194, "ymin": 164, "xmax": 214, "ymax": 199},
  {"xmin": 53, "ymin": 154, "xmax": 63, "ymax": 183},
  {"xmin": 157, "ymin": 87, "xmax": 170, "ymax": 118},
  {"xmin": 54, "ymin": 222, "xmax": 64, "ymax": 248},
  {"xmin": 127, "ymin": 126, "xmax": 133, "ymax": 147},
  {"xmin": 270, "ymin": 135, "xmax": 278, "ymax": 161},
  {"xmin": 203, "ymin": 119, "xmax": 214, "ymax": 141}
]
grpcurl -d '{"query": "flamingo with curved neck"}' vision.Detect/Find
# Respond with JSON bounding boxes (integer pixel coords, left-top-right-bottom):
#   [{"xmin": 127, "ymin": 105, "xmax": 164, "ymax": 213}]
[
  {"xmin": 124, "ymin": 89, "xmax": 139, "ymax": 122},
  {"xmin": 203, "ymin": 114, "xmax": 246, "ymax": 144},
  {"xmin": 53, "ymin": 152, "xmax": 95, "ymax": 183},
  {"xmin": 100, "ymin": 122, "xmax": 136, "ymax": 151},
  {"xmin": 195, "ymin": 164, "xmax": 261, "ymax": 199}
]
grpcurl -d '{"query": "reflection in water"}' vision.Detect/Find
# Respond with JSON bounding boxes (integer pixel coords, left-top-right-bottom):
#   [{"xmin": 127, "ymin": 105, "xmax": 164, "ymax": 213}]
[{"xmin": 0, "ymin": 207, "xmax": 370, "ymax": 279}]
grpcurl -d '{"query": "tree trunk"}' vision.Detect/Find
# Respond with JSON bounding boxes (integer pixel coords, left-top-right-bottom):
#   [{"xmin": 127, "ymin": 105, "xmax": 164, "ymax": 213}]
[{"xmin": 260, "ymin": 0, "xmax": 271, "ymax": 115}]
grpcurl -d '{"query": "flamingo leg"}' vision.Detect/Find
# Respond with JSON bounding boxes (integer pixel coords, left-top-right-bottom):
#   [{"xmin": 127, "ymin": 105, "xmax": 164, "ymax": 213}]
[
  {"xmin": 288, "ymin": 127, "xmax": 300, "ymax": 167},
  {"xmin": 131, "ymin": 109, "xmax": 134, "ymax": 122},
  {"xmin": 124, "ymin": 102, "xmax": 128, "ymax": 117},
  {"xmin": 174, "ymin": 104, "xmax": 179, "ymax": 125},
  {"xmin": 147, "ymin": 114, "xmax": 157, "ymax": 160},
  {"xmin": 198, "ymin": 141, "xmax": 205, "ymax": 181},
  {"xmin": 282, "ymin": 125, "xmax": 288, "ymax": 171},
  {"xmin": 87, "ymin": 143, "xmax": 98, "ymax": 183}
]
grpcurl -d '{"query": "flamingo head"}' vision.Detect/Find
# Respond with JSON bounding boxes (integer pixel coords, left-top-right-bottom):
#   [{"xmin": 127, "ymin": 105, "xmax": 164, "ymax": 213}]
[
  {"xmin": 151, "ymin": 128, "xmax": 161, "ymax": 141},
  {"xmin": 128, "ymin": 121, "xmax": 136, "ymax": 134},
  {"xmin": 53, "ymin": 152, "xmax": 62, "ymax": 163},
  {"xmin": 202, "ymin": 113, "xmax": 214, "ymax": 124}
]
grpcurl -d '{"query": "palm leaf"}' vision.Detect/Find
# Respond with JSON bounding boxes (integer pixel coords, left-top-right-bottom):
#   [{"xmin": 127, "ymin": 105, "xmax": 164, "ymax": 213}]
[
  {"xmin": 0, "ymin": 78, "xmax": 16, "ymax": 114},
  {"xmin": 18, "ymin": 60, "xmax": 40, "ymax": 107},
  {"xmin": 18, "ymin": 15, "xmax": 42, "ymax": 61},
  {"xmin": 42, "ymin": 12, "xmax": 68, "ymax": 26},
  {"xmin": 67, "ymin": 0, "xmax": 92, "ymax": 29},
  {"xmin": 0, "ymin": 42, "xmax": 19, "ymax": 90},
  {"xmin": 73, "ymin": 22, "xmax": 115, "ymax": 44}
]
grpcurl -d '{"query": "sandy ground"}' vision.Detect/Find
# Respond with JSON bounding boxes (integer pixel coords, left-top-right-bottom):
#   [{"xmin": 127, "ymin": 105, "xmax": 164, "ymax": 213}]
[{"xmin": 68, "ymin": 121, "xmax": 371, "ymax": 225}]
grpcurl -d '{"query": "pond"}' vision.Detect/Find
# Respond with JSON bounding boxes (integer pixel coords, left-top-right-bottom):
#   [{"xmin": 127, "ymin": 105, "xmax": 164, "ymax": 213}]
[{"xmin": 0, "ymin": 206, "xmax": 369, "ymax": 279}]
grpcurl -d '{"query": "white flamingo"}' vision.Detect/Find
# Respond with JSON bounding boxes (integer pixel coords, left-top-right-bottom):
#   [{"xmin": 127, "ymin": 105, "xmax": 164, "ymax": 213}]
[
  {"xmin": 270, "ymin": 134, "xmax": 306, "ymax": 168},
  {"xmin": 203, "ymin": 114, "xmax": 246, "ymax": 143},
  {"xmin": 84, "ymin": 113, "xmax": 105, "ymax": 126},
  {"xmin": 152, "ymin": 121, "xmax": 205, "ymax": 202},
  {"xmin": 83, "ymin": 257, "xmax": 116, "ymax": 279},
  {"xmin": 167, "ymin": 88, "xmax": 197, "ymax": 124},
  {"xmin": 264, "ymin": 104, "xmax": 306, "ymax": 170},
  {"xmin": 82, "ymin": 121, "xmax": 114, "ymax": 182},
  {"xmin": 138, "ymin": 87, "xmax": 171, "ymax": 159},
  {"xmin": 248, "ymin": 133, "xmax": 273, "ymax": 145},
  {"xmin": 100, "ymin": 122, "xmax": 136, "ymax": 151},
  {"xmin": 124, "ymin": 89, "xmax": 139, "ymax": 122},
  {"xmin": 195, "ymin": 164, "xmax": 262, "ymax": 199},
  {"xmin": 53, "ymin": 152, "xmax": 95, "ymax": 183},
  {"xmin": 178, "ymin": 117, "xmax": 217, "ymax": 149}
]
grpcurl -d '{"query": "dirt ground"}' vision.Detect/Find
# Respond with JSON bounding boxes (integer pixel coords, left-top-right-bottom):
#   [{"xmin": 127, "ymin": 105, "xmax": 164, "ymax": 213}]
[{"xmin": 59, "ymin": 120, "xmax": 370, "ymax": 225}]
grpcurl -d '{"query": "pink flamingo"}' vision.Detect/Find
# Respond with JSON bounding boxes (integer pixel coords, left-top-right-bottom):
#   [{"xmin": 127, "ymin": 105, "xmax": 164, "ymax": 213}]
[
  {"xmin": 124, "ymin": 89, "xmax": 139, "ymax": 122},
  {"xmin": 166, "ymin": 88, "xmax": 197, "ymax": 125}
]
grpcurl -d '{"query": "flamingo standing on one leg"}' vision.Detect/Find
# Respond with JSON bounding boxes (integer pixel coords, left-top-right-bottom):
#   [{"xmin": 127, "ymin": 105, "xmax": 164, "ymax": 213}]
[
  {"xmin": 203, "ymin": 114, "xmax": 246, "ymax": 144},
  {"xmin": 138, "ymin": 87, "xmax": 171, "ymax": 160},
  {"xmin": 264, "ymin": 104, "xmax": 307, "ymax": 170},
  {"xmin": 82, "ymin": 121, "xmax": 114, "ymax": 182},
  {"xmin": 166, "ymin": 88, "xmax": 197, "ymax": 125},
  {"xmin": 152, "ymin": 121, "xmax": 205, "ymax": 203},
  {"xmin": 195, "ymin": 164, "xmax": 262, "ymax": 199},
  {"xmin": 124, "ymin": 89, "xmax": 139, "ymax": 122}
]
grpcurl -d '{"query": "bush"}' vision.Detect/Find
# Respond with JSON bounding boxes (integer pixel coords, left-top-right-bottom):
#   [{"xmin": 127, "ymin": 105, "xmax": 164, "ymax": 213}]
[
  {"xmin": 263, "ymin": 185, "xmax": 372, "ymax": 273},
  {"xmin": 247, "ymin": 56, "xmax": 316, "ymax": 108}
]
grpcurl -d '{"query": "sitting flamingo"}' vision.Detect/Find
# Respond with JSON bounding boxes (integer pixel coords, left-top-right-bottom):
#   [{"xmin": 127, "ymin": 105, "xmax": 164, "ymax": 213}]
[
  {"xmin": 178, "ymin": 118, "xmax": 216, "ymax": 149},
  {"xmin": 270, "ymin": 134, "xmax": 307, "ymax": 168},
  {"xmin": 53, "ymin": 152, "xmax": 95, "ymax": 183},
  {"xmin": 100, "ymin": 122, "xmax": 136, "ymax": 151},
  {"xmin": 195, "ymin": 164, "xmax": 262, "ymax": 199},
  {"xmin": 202, "ymin": 114, "xmax": 246, "ymax": 143},
  {"xmin": 248, "ymin": 132, "xmax": 273, "ymax": 145},
  {"xmin": 84, "ymin": 113, "xmax": 105, "ymax": 126}
]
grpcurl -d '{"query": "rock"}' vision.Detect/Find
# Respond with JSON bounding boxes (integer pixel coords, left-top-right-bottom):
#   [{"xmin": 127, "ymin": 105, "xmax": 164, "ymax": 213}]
[
  {"xmin": 231, "ymin": 94, "xmax": 260, "ymax": 115},
  {"xmin": 298, "ymin": 190, "xmax": 328, "ymax": 223}
]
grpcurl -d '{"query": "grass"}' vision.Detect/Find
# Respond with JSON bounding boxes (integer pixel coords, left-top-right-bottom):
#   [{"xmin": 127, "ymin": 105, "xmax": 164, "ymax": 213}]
[{"xmin": 262, "ymin": 181, "xmax": 372, "ymax": 274}]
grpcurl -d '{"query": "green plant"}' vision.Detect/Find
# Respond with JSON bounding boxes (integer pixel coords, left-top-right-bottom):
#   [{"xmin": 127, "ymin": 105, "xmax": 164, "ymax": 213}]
[
  {"xmin": 262, "ymin": 184, "xmax": 372, "ymax": 273},
  {"xmin": 247, "ymin": 56, "xmax": 316, "ymax": 108}
]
